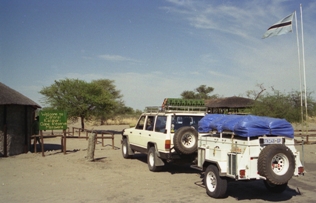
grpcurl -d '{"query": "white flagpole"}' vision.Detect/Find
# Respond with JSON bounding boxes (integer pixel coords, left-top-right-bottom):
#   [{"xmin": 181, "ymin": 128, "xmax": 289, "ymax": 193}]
[
  {"xmin": 294, "ymin": 11, "xmax": 304, "ymax": 123},
  {"xmin": 300, "ymin": 4, "xmax": 308, "ymax": 121}
]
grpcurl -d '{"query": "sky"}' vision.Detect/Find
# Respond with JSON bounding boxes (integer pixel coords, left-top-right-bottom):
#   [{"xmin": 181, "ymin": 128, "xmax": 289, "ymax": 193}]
[{"xmin": 1, "ymin": 0, "xmax": 316, "ymax": 110}]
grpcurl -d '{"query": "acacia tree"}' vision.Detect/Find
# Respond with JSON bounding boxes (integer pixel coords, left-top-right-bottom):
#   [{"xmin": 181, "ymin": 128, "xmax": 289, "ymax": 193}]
[
  {"xmin": 91, "ymin": 79, "xmax": 125, "ymax": 124},
  {"xmin": 250, "ymin": 89, "xmax": 316, "ymax": 123},
  {"xmin": 245, "ymin": 83, "xmax": 266, "ymax": 101},
  {"xmin": 181, "ymin": 85, "xmax": 217, "ymax": 99},
  {"xmin": 40, "ymin": 78, "xmax": 116, "ymax": 130}
]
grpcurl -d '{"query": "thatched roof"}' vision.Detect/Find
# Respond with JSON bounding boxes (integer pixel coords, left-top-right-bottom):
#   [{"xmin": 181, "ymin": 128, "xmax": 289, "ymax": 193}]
[
  {"xmin": 0, "ymin": 82, "xmax": 41, "ymax": 108},
  {"xmin": 206, "ymin": 96, "xmax": 254, "ymax": 108}
]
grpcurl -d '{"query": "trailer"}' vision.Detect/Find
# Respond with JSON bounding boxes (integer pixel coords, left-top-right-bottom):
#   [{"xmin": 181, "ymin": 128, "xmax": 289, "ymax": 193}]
[{"xmin": 192, "ymin": 114, "xmax": 304, "ymax": 198}]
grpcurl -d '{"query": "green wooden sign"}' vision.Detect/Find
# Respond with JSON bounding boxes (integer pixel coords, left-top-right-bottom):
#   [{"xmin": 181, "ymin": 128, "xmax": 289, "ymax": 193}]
[{"xmin": 39, "ymin": 110, "xmax": 67, "ymax": 130}]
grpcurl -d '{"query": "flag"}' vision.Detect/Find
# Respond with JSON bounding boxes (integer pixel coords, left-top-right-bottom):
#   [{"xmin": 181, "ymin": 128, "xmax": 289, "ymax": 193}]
[{"xmin": 262, "ymin": 12, "xmax": 295, "ymax": 39}]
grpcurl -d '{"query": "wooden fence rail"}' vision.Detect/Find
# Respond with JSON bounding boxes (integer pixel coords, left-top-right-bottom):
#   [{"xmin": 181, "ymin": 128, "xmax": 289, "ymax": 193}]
[
  {"xmin": 294, "ymin": 130, "xmax": 316, "ymax": 144},
  {"xmin": 31, "ymin": 128, "xmax": 117, "ymax": 157}
]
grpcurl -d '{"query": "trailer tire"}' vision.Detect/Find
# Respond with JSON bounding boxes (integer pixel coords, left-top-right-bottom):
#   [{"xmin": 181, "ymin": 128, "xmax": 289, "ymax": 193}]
[
  {"xmin": 204, "ymin": 165, "xmax": 227, "ymax": 198},
  {"xmin": 258, "ymin": 144, "xmax": 295, "ymax": 185},
  {"xmin": 173, "ymin": 127, "xmax": 198, "ymax": 155}
]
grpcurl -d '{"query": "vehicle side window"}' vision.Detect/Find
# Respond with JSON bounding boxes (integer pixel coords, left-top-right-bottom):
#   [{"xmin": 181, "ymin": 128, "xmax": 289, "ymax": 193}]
[
  {"xmin": 146, "ymin": 116, "xmax": 155, "ymax": 131},
  {"xmin": 135, "ymin": 116, "xmax": 146, "ymax": 130},
  {"xmin": 155, "ymin": 116, "xmax": 167, "ymax": 132}
]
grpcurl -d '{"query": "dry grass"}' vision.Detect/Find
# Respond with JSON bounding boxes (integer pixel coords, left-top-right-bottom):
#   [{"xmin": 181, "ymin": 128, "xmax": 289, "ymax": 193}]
[
  {"xmin": 68, "ymin": 116, "xmax": 139, "ymax": 128},
  {"xmin": 100, "ymin": 117, "xmax": 138, "ymax": 127}
]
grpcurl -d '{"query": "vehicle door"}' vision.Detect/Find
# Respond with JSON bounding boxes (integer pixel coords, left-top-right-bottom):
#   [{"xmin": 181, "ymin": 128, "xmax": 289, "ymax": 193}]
[
  {"xmin": 139, "ymin": 115, "xmax": 156, "ymax": 148},
  {"xmin": 128, "ymin": 115, "xmax": 146, "ymax": 148},
  {"xmin": 148, "ymin": 115, "xmax": 168, "ymax": 152}
]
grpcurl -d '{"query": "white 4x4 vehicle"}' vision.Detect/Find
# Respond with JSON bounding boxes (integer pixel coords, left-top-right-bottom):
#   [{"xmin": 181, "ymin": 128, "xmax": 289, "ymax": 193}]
[
  {"xmin": 121, "ymin": 99, "xmax": 206, "ymax": 171},
  {"xmin": 193, "ymin": 114, "xmax": 304, "ymax": 198}
]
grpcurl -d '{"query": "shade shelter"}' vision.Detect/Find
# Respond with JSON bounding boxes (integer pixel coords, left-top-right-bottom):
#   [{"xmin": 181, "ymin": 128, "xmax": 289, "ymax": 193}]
[
  {"xmin": 205, "ymin": 96, "xmax": 254, "ymax": 114},
  {"xmin": 0, "ymin": 82, "xmax": 41, "ymax": 157}
]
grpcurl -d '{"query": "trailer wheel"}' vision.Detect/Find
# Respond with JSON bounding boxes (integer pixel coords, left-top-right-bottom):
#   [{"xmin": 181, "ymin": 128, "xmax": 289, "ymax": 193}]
[
  {"xmin": 147, "ymin": 147, "xmax": 162, "ymax": 172},
  {"xmin": 122, "ymin": 138, "xmax": 132, "ymax": 159},
  {"xmin": 204, "ymin": 165, "xmax": 227, "ymax": 198},
  {"xmin": 264, "ymin": 180, "xmax": 288, "ymax": 193},
  {"xmin": 173, "ymin": 127, "xmax": 198, "ymax": 155},
  {"xmin": 258, "ymin": 144, "xmax": 295, "ymax": 185}
]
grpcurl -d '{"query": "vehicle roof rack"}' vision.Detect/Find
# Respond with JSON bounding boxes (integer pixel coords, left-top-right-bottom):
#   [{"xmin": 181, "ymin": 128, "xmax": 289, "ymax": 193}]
[
  {"xmin": 162, "ymin": 98, "xmax": 205, "ymax": 106},
  {"xmin": 144, "ymin": 106, "xmax": 207, "ymax": 113},
  {"xmin": 144, "ymin": 98, "xmax": 207, "ymax": 113}
]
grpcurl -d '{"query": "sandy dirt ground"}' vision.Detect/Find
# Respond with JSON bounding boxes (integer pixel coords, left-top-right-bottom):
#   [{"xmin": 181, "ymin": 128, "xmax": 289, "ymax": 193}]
[{"xmin": 1, "ymin": 124, "xmax": 316, "ymax": 203}]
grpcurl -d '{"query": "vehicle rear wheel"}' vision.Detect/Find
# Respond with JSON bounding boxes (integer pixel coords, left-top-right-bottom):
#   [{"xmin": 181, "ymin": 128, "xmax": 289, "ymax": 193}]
[
  {"xmin": 147, "ymin": 147, "xmax": 162, "ymax": 172},
  {"xmin": 173, "ymin": 126, "xmax": 198, "ymax": 155},
  {"xmin": 204, "ymin": 165, "xmax": 227, "ymax": 198},
  {"xmin": 258, "ymin": 144, "xmax": 295, "ymax": 185},
  {"xmin": 122, "ymin": 138, "xmax": 132, "ymax": 159},
  {"xmin": 264, "ymin": 180, "xmax": 288, "ymax": 193}
]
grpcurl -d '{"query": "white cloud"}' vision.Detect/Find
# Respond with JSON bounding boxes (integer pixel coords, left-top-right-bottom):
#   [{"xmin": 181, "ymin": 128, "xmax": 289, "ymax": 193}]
[{"xmin": 97, "ymin": 54, "xmax": 139, "ymax": 63}]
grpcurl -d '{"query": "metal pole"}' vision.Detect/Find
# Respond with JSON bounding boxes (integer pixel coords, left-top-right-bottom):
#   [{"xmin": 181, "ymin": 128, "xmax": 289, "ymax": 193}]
[
  {"xmin": 294, "ymin": 11, "xmax": 304, "ymax": 124},
  {"xmin": 300, "ymin": 4, "xmax": 308, "ymax": 121}
]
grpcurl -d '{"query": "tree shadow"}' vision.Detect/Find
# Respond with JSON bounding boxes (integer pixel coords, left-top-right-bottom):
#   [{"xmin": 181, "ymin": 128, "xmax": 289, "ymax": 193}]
[
  {"xmin": 90, "ymin": 130, "xmax": 123, "ymax": 135},
  {"xmin": 31, "ymin": 143, "xmax": 61, "ymax": 152},
  {"xmin": 31, "ymin": 143, "xmax": 80, "ymax": 155}
]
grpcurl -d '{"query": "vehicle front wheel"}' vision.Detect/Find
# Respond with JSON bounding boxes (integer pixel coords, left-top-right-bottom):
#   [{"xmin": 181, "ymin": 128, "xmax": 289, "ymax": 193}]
[
  {"xmin": 204, "ymin": 165, "xmax": 227, "ymax": 198},
  {"xmin": 147, "ymin": 147, "xmax": 162, "ymax": 172},
  {"xmin": 122, "ymin": 138, "xmax": 132, "ymax": 159}
]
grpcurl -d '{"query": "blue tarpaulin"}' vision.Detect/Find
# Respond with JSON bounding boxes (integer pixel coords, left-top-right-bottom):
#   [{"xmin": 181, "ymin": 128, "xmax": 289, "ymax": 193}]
[{"xmin": 198, "ymin": 114, "xmax": 294, "ymax": 138}]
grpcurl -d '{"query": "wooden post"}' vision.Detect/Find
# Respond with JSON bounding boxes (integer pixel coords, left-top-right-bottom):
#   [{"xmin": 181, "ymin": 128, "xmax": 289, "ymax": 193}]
[
  {"xmin": 3, "ymin": 124, "xmax": 7, "ymax": 157},
  {"xmin": 86, "ymin": 132, "xmax": 96, "ymax": 162},
  {"xmin": 95, "ymin": 132, "xmax": 97, "ymax": 147},
  {"xmin": 63, "ymin": 129, "xmax": 67, "ymax": 154},
  {"xmin": 33, "ymin": 136, "xmax": 37, "ymax": 153},
  {"xmin": 111, "ymin": 133, "xmax": 114, "ymax": 149},
  {"xmin": 60, "ymin": 134, "xmax": 63, "ymax": 153},
  {"xmin": 102, "ymin": 133, "xmax": 104, "ymax": 147},
  {"xmin": 40, "ymin": 130, "xmax": 45, "ymax": 157}
]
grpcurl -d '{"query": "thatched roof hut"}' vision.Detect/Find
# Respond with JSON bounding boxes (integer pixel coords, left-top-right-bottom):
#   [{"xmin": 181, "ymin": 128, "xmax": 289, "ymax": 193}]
[
  {"xmin": 205, "ymin": 96, "xmax": 254, "ymax": 113},
  {"xmin": 0, "ymin": 82, "xmax": 41, "ymax": 157}
]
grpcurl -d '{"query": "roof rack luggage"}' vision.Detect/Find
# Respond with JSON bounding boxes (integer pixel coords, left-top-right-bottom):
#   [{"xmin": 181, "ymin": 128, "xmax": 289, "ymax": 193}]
[{"xmin": 144, "ymin": 98, "xmax": 207, "ymax": 113}]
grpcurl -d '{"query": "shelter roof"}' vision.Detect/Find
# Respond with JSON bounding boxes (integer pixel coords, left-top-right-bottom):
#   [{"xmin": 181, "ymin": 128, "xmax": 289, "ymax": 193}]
[
  {"xmin": 0, "ymin": 82, "xmax": 41, "ymax": 108},
  {"xmin": 205, "ymin": 96, "xmax": 254, "ymax": 108}
]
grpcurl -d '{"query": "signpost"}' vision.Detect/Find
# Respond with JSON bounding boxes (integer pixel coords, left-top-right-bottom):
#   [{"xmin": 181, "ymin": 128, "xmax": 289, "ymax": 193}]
[
  {"xmin": 38, "ymin": 110, "xmax": 67, "ymax": 155},
  {"xmin": 39, "ymin": 111, "xmax": 67, "ymax": 131}
]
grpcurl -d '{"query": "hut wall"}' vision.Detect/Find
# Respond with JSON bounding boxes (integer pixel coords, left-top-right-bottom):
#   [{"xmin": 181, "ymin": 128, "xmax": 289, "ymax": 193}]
[
  {"xmin": 0, "ymin": 105, "xmax": 5, "ymax": 156},
  {"xmin": 0, "ymin": 105, "xmax": 34, "ymax": 156}
]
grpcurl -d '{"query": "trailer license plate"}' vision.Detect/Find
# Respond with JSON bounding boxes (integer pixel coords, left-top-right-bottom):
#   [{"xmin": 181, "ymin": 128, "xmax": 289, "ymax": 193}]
[{"xmin": 262, "ymin": 137, "xmax": 283, "ymax": 145}]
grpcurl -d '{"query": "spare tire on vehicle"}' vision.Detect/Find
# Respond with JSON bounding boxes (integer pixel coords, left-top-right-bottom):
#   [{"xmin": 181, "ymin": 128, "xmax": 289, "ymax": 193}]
[
  {"xmin": 173, "ymin": 126, "xmax": 198, "ymax": 155},
  {"xmin": 258, "ymin": 144, "xmax": 295, "ymax": 185}
]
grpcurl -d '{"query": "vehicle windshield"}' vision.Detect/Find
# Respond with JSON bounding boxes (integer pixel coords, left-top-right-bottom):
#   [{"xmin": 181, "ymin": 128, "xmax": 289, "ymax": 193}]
[{"xmin": 171, "ymin": 115, "xmax": 204, "ymax": 132}]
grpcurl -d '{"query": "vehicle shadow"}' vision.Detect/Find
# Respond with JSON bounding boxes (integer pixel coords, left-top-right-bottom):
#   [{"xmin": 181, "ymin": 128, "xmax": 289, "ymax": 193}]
[
  {"xmin": 226, "ymin": 180, "xmax": 300, "ymax": 201},
  {"xmin": 131, "ymin": 153, "xmax": 199, "ymax": 174},
  {"xmin": 196, "ymin": 177, "xmax": 300, "ymax": 201}
]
